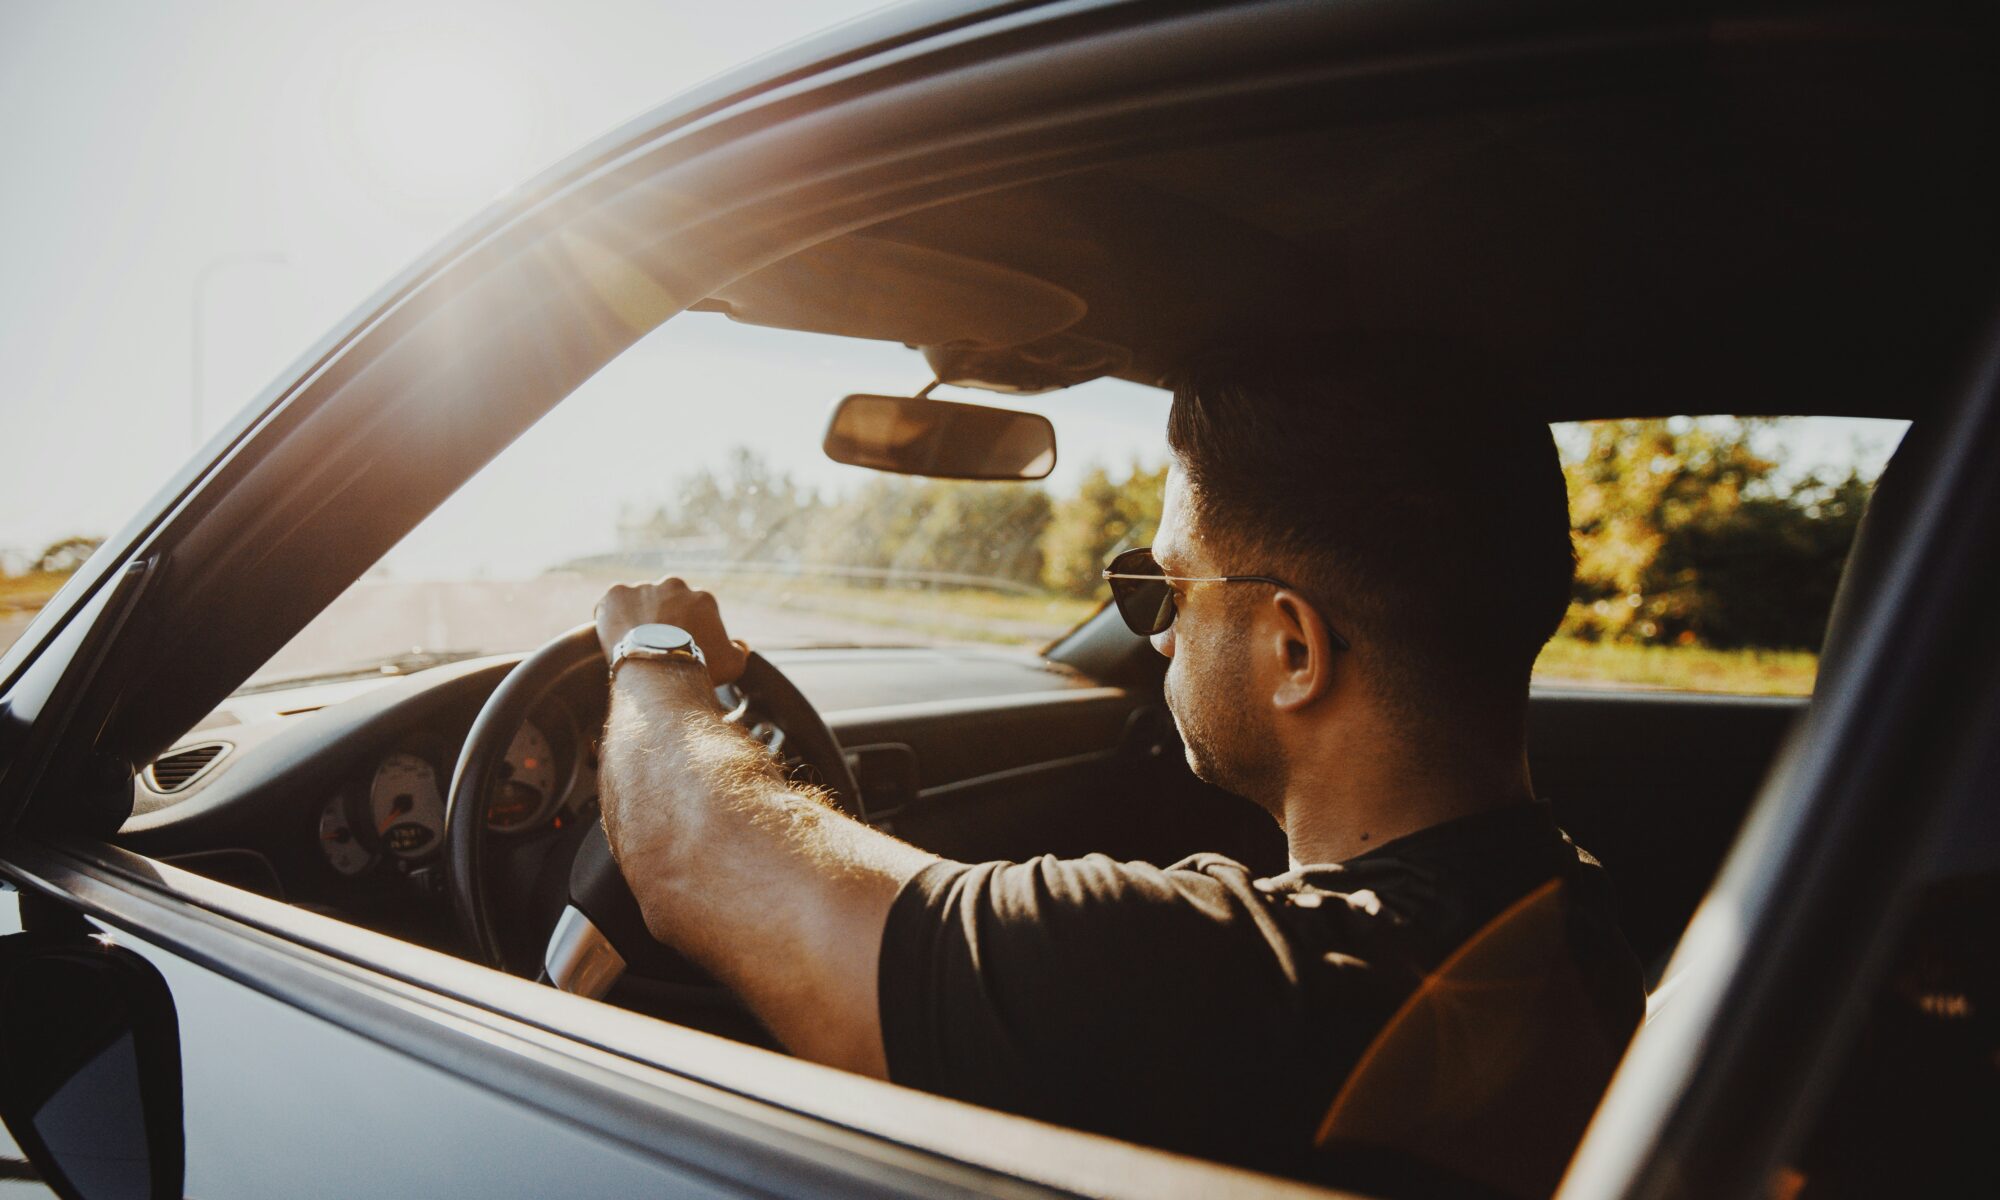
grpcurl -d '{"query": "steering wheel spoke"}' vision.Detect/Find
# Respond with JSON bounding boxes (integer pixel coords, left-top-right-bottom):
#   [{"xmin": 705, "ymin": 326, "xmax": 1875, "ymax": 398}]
[
  {"xmin": 544, "ymin": 905, "xmax": 627, "ymax": 998},
  {"xmin": 445, "ymin": 624, "xmax": 862, "ymax": 986}
]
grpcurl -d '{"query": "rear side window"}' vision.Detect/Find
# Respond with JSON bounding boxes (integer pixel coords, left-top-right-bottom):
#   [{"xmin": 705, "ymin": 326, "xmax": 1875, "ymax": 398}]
[{"xmin": 1533, "ymin": 416, "xmax": 1907, "ymax": 696}]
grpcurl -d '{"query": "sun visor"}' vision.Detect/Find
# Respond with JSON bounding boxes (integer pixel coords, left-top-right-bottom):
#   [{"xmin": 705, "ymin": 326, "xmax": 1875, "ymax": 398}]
[
  {"xmin": 921, "ymin": 332, "xmax": 1131, "ymax": 395},
  {"xmin": 699, "ymin": 236, "xmax": 1087, "ymax": 351}
]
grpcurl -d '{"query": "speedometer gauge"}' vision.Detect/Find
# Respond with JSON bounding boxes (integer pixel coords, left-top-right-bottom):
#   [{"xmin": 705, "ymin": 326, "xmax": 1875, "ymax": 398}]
[
  {"xmin": 369, "ymin": 751, "xmax": 445, "ymax": 858},
  {"xmin": 318, "ymin": 796, "xmax": 374, "ymax": 876},
  {"xmin": 487, "ymin": 720, "xmax": 558, "ymax": 832}
]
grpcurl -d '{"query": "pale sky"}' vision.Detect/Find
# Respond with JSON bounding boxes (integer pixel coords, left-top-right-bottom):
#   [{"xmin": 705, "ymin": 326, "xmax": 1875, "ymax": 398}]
[
  {"xmin": 0, "ymin": 0, "xmax": 909, "ymax": 562},
  {"xmin": 1, "ymin": 0, "xmax": 1903, "ymax": 578}
]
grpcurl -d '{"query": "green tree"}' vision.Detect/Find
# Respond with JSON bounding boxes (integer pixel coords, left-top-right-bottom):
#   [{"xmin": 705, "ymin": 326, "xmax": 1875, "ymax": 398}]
[
  {"xmin": 1563, "ymin": 419, "xmax": 1869, "ymax": 649},
  {"xmin": 800, "ymin": 475, "xmax": 927, "ymax": 578},
  {"xmin": 1655, "ymin": 469, "xmax": 1870, "ymax": 649},
  {"xmin": 1040, "ymin": 462, "xmax": 1167, "ymax": 597},
  {"xmin": 805, "ymin": 476, "xmax": 1053, "ymax": 588},
  {"xmin": 621, "ymin": 448, "xmax": 817, "ymax": 560}
]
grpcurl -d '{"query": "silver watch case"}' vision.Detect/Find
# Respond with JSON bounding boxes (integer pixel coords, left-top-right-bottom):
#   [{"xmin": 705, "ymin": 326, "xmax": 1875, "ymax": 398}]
[{"xmin": 609, "ymin": 623, "xmax": 707, "ymax": 678}]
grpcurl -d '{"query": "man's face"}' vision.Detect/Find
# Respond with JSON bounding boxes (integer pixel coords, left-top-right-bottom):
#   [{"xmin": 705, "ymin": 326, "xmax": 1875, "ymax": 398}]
[{"xmin": 1150, "ymin": 470, "xmax": 1279, "ymax": 804}]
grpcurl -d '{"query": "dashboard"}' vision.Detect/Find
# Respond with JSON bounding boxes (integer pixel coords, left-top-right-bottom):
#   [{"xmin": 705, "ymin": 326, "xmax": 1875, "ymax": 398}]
[
  {"xmin": 114, "ymin": 646, "xmax": 1162, "ymax": 957},
  {"xmin": 314, "ymin": 697, "xmax": 593, "ymax": 878}
]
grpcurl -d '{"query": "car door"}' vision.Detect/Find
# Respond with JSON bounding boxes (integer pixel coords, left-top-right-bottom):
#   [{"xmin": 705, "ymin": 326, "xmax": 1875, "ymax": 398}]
[
  {"xmin": 3, "ymin": 2, "xmax": 1996, "ymax": 1198},
  {"xmin": 0, "ymin": 869, "xmax": 868, "ymax": 1200},
  {"xmin": 0, "ymin": 5, "xmax": 1509, "ymax": 1198},
  {"xmin": 1564, "ymin": 338, "xmax": 2000, "ymax": 1196}
]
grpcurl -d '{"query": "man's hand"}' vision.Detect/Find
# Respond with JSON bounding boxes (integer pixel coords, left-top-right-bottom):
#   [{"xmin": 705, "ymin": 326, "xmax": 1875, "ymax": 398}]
[
  {"xmin": 593, "ymin": 576, "xmax": 750, "ymax": 687},
  {"xmin": 592, "ymin": 574, "xmax": 940, "ymax": 1078}
]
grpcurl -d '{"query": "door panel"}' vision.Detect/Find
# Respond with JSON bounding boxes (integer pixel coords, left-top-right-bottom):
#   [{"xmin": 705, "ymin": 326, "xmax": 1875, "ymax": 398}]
[
  {"xmin": 0, "ymin": 888, "xmax": 57, "ymax": 1197},
  {"xmin": 1529, "ymin": 689, "xmax": 1806, "ymax": 972},
  {"xmin": 0, "ymin": 880, "xmax": 722, "ymax": 1200}
]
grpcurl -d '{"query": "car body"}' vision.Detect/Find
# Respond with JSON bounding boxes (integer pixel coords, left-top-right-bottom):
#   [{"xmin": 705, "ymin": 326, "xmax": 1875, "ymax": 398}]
[{"xmin": 3, "ymin": 1, "xmax": 1998, "ymax": 1197}]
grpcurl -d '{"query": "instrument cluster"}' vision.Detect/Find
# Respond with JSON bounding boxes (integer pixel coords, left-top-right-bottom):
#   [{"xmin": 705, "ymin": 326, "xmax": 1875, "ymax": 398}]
[{"xmin": 314, "ymin": 696, "xmax": 596, "ymax": 881}]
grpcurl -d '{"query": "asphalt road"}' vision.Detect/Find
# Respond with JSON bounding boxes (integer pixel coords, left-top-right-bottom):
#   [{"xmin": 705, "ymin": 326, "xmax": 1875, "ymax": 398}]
[
  {"xmin": 4, "ymin": 574, "xmax": 1079, "ymax": 689},
  {"xmin": 252, "ymin": 576, "xmax": 947, "ymax": 684}
]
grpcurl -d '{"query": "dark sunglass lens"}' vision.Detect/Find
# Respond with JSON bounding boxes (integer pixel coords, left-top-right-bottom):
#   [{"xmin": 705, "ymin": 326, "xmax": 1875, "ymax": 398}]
[{"xmin": 1107, "ymin": 550, "xmax": 1175, "ymax": 635}]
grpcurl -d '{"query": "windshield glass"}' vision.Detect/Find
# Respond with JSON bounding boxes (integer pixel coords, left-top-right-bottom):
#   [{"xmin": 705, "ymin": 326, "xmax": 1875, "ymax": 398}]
[{"xmin": 243, "ymin": 312, "xmax": 1172, "ymax": 689}]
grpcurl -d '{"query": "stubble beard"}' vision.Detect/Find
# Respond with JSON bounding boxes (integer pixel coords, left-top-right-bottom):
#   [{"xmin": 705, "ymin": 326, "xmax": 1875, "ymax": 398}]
[{"xmin": 1164, "ymin": 622, "xmax": 1280, "ymax": 808}]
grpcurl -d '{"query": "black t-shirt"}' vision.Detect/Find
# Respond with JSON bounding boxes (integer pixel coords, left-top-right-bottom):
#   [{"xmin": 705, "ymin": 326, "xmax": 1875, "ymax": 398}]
[{"xmin": 877, "ymin": 802, "xmax": 1645, "ymax": 1185}]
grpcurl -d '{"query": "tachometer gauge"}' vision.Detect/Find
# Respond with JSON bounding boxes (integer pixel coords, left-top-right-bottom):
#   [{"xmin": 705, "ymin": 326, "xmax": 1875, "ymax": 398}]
[
  {"xmin": 369, "ymin": 751, "xmax": 446, "ymax": 859},
  {"xmin": 317, "ymin": 796, "xmax": 374, "ymax": 876},
  {"xmin": 488, "ymin": 720, "xmax": 558, "ymax": 832}
]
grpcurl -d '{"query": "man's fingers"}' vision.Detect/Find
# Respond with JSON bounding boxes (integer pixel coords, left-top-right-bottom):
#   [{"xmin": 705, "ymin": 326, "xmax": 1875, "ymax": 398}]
[{"xmin": 596, "ymin": 578, "xmax": 742, "ymax": 680}]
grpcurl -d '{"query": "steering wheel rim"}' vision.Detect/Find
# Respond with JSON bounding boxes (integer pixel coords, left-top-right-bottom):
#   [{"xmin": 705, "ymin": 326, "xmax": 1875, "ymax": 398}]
[{"xmin": 444, "ymin": 622, "xmax": 861, "ymax": 975}]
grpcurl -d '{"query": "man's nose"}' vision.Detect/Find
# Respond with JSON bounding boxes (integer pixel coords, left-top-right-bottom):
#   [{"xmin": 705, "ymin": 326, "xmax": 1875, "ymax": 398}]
[{"xmin": 1150, "ymin": 624, "xmax": 1174, "ymax": 658}]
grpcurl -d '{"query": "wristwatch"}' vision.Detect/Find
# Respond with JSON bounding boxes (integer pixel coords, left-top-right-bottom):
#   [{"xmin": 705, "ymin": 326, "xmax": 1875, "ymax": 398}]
[{"xmin": 608, "ymin": 623, "xmax": 707, "ymax": 680}]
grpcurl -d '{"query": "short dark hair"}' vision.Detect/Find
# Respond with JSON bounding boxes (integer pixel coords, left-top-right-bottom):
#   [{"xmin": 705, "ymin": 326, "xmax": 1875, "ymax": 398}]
[{"xmin": 1166, "ymin": 343, "xmax": 1575, "ymax": 721}]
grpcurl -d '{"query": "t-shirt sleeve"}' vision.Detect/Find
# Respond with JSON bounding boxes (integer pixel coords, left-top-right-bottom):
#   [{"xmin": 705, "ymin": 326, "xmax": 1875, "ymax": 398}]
[{"xmin": 876, "ymin": 853, "xmax": 1320, "ymax": 1157}]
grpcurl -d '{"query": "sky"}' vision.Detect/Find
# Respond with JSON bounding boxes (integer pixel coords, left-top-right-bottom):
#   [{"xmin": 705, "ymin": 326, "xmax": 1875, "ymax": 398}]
[
  {"xmin": 1, "ymin": 0, "xmax": 1905, "ymax": 579},
  {"xmin": 0, "ymin": 0, "xmax": 911, "ymax": 565}
]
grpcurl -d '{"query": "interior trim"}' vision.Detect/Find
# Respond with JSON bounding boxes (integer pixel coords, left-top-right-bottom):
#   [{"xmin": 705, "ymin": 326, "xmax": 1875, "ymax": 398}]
[
  {"xmin": 827, "ymin": 686, "xmax": 1128, "ymax": 727},
  {"xmin": 918, "ymin": 749, "xmax": 1119, "ymax": 801},
  {"xmin": 0, "ymin": 835, "xmax": 1328, "ymax": 1200}
]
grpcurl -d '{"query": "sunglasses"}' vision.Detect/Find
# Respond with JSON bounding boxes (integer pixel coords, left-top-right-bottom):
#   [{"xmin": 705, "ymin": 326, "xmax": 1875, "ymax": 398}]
[{"xmin": 1101, "ymin": 547, "xmax": 1350, "ymax": 648}]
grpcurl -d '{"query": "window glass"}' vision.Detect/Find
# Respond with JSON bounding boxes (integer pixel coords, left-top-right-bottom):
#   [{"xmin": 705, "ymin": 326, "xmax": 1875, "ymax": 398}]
[
  {"xmin": 244, "ymin": 313, "xmax": 1170, "ymax": 692},
  {"xmin": 0, "ymin": 881, "xmax": 730, "ymax": 1199},
  {"xmin": 236, "ymin": 314, "xmax": 1904, "ymax": 701},
  {"xmin": 1534, "ymin": 416, "xmax": 1907, "ymax": 696}
]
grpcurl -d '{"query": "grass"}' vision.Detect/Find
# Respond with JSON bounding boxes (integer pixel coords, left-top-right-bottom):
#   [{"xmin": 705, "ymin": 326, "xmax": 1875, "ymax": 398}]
[
  {"xmin": 1533, "ymin": 636, "xmax": 1817, "ymax": 696},
  {"xmin": 655, "ymin": 571, "xmax": 1824, "ymax": 693},
  {"xmin": 564, "ymin": 563, "xmax": 1105, "ymax": 646},
  {"xmin": 710, "ymin": 575, "xmax": 1102, "ymax": 646},
  {"xmin": 4, "ymin": 560, "xmax": 1816, "ymax": 694},
  {"xmin": 0, "ymin": 570, "xmax": 70, "ymax": 610}
]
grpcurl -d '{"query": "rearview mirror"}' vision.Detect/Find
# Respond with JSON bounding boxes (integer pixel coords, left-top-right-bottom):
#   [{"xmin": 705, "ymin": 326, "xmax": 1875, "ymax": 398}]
[{"xmin": 823, "ymin": 393, "xmax": 1056, "ymax": 481}]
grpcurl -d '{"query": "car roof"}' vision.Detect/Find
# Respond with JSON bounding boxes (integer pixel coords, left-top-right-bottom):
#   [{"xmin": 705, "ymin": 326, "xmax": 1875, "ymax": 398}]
[
  {"xmin": 692, "ymin": 2, "xmax": 1998, "ymax": 423},
  {"xmin": 23, "ymin": 0, "xmax": 1996, "ymax": 788}
]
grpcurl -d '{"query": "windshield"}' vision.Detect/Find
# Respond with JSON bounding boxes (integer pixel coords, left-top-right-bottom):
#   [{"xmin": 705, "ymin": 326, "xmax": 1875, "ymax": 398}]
[
  {"xmin": 3, "ymin": 299, "xmax": 1904, "ymax": 700},
  {"xmin": 243, "ymin": 312, "xmax": 1172, "ymax": 689}
]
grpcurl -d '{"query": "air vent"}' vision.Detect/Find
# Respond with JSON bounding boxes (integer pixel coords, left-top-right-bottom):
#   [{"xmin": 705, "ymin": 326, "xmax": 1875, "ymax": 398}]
[{"xmin": 146, "ymin": 742, "xmax": 231, "ymax": 793}]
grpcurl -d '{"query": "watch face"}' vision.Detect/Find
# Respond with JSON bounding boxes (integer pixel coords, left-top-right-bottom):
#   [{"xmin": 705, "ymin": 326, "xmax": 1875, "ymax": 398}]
[{"xmin": 632, "ymin": 623, "xmax": 694, "ymax": 653}]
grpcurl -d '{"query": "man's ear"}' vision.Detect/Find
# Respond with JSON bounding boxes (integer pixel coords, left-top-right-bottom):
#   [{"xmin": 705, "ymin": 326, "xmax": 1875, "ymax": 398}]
[{"xmin": 1267, "ymin": 590, "xmax": 1340, "ymax": 712}]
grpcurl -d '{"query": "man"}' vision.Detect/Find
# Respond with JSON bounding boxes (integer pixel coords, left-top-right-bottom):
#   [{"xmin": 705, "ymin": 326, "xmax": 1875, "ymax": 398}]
[{"xmin": 592, "ymin": 355, "xmax": 1645, "ymax": 1189}]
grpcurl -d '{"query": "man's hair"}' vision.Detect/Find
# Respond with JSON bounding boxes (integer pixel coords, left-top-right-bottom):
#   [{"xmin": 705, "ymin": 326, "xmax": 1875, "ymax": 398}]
[{"xmin": 1165, "ymin": 343, "xmax": 1575, "ymax": 724}]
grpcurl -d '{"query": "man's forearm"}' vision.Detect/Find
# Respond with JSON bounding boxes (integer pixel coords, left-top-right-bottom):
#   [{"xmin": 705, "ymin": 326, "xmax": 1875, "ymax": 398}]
[
  {"xmin": 600, "ymin": 660, "xmax": 811, "ymax": 948},
  {"xmin": 598, "ymin": 658, "xmax": 937, "ymax": 1074}
]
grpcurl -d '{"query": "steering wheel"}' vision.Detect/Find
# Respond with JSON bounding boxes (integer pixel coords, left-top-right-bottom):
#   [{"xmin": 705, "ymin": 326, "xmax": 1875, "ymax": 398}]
[{"xmin": 443, "ymin": 623, "xmax": 861, "ymax": 995}]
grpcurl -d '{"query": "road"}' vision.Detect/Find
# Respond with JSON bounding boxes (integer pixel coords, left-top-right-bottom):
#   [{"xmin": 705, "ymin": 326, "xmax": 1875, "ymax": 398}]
[
  {"xmin": 0, "ymin": 611, "xmax": 33, "ymax": 657},
  {"xmin": 251, "ymin": 576, "xmax": 978, "ymax": 684},
  {"xmin": 4, "ymin": 574, "xmax": 1079, "ymax": 687}
]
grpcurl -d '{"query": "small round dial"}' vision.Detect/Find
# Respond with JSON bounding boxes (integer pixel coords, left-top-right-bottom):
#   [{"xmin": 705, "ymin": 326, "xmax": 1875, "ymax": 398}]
[
  {"xmin": 317, "ymin": 796, "xmax": 374, "ymax": 876},
  {"xmin": 369, "ymin": 751, "xmax": 445, "ymax": 859},
  {"xmin": 488, "ymin": 720, "xmax": 558, "ymax": 832}
]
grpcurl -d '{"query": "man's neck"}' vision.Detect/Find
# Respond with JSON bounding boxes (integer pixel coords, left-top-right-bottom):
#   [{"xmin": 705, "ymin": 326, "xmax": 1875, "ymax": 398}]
[{"xmin": 1275, "ymin": 727, "xmax": 1536, "ymax": 867}]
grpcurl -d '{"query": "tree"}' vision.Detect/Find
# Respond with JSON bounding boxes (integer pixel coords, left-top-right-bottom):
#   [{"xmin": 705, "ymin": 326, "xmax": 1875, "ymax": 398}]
[
  {"xmin": 805, "ymin": 476, "xmax": 1053, "ymax": 588},
  {"xmin": 1653, "ymin": 469, "xmax": 1869, "ymax": 649},
  {"xmin": 620, "ymin": 449, "xmax": 817, "ymax": 560},
  {"xmin": 1562, "ymin": 419, "xmax": 1870, "ymax": 649},
  {"xmin": 35, "ymin": 536, "xmax": 103, "ymax": 574},
  {"xmin": 902, "ymin": 480, "xmax": 1053, "ymax": 586},
  {"xmin": 1040, "ymin": 462, "xmax": 1167, "ymax": 597}
]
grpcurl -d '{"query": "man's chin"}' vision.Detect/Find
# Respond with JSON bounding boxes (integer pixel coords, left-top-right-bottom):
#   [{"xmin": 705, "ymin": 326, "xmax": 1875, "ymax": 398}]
[{"xmin": 1183, "ymin": 742, "xmax": 1246, "ymax": 798}]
